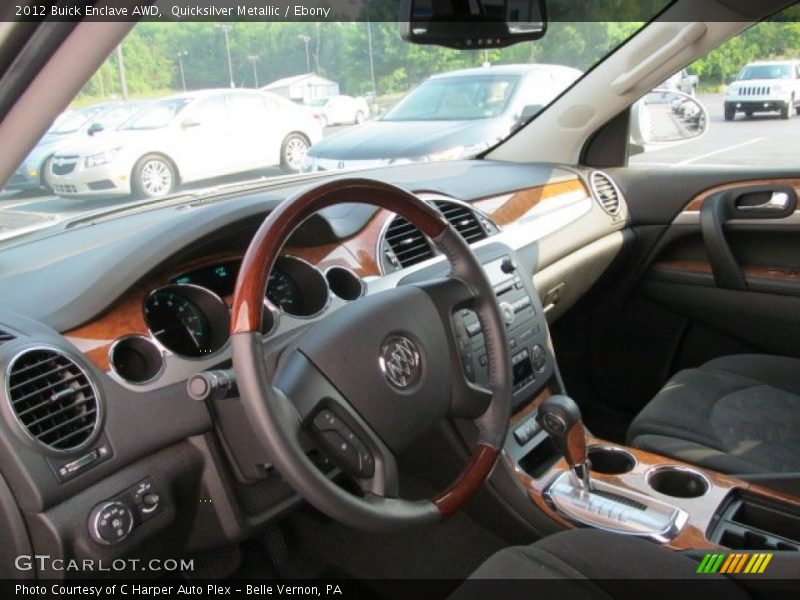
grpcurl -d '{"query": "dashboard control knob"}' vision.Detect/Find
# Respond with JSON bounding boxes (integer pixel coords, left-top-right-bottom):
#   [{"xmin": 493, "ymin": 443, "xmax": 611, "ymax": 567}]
[
  {"xmin": 141, "ymin": 493, "xmax": 160, "ymax": 512},
  {"xmin": 89, "ymin": 501, "xmax": 135, "ymax": 545},
  {"xmin": 499, "ymin": 302, "xmax": 516, "ymax": 326},
  {"xmin": 501, "ymin": 257, "xmax": 517, "ymax": 274}
]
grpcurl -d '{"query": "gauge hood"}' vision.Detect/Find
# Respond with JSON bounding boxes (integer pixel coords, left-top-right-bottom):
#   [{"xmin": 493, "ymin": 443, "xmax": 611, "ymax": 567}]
[{"xmin": 308, "ymin": 117, "xmax": 510, "ymax": 161}]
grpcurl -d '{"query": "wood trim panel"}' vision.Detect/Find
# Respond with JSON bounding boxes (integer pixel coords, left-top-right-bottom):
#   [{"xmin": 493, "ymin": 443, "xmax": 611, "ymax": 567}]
[
  {"xmin": 682, "ymin": 179, "xmax": 800, "ymax": 212},
  {"xmin": 473, "ymin": 179, "xmax": 589, "ymax": 226},
  {"xmin": 653, "ymin": 260, "xmax": 800, "ymax": 284},
  {"xmin": 507, "ymin": 424, "xmax": 800, "ymax": 550}
]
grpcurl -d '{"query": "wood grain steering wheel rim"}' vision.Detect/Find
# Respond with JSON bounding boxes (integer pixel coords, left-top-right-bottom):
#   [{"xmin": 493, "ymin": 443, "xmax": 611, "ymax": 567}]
[{"xmin": 230, "ymin": 178, "xmax": 511, "ymax": 530}]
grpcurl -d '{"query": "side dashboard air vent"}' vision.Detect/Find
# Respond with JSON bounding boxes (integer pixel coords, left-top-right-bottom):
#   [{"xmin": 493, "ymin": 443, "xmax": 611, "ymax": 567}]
[
  {"xmin": 6, "ymin": 347, "xmax": 100, "ymax": 452},
  {"xmin": 590, "ymin": 171, "xmax": 622, "ymax": 216},
  {"xmin": 383, "ymin": 215, "xmax": 435, "ymax": 269},
  {"xmin": 0, "ymin": 329, "xmax": 15, "ymax": 347},
  {"xmin": 434, "ymin": 200, "xmax": 491, "ymax": 244}
]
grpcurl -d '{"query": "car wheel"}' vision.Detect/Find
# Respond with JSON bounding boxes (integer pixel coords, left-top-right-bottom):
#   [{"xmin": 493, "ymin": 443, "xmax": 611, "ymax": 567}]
[
  {"xmin": 724, "ymin": 105, "xmax": 735, "ymax": 121},
  {"xmin": 780, "ymin": 102, "xmax": 790, "ymax": 120},
  {"xmin": 40, "ymin": 156, "xmax": 54, "ymax": 193},
  {"xmin": 280, "ymin": 133, "xmax": 309, "ymax": 173},
  {"xmin": 132, "ymin": 154, "xmax": 177, "ymax": 199},
  {"xmin": 354, "ymin": 111, "xmax": 365, "ymax": 124}
]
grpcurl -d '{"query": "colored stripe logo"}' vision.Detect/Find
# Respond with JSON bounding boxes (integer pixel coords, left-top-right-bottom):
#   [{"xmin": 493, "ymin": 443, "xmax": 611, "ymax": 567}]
[{"xmin": 697, "ymin": 553, "xmax": 773, "ymax": 574}]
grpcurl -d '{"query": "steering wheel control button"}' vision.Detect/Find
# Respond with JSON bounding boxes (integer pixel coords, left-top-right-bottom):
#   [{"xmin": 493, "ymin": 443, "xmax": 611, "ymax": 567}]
[
  {"xmin": 313, "ymin": 410, "xmax": 374, "ymax": 478},
  {"xmin": 89, "ymin": 501, "xmax": 135, "ymax": 545},
  {"xmin": 378, "ymin": 336, "xmax": 422, "ymax": 390}
]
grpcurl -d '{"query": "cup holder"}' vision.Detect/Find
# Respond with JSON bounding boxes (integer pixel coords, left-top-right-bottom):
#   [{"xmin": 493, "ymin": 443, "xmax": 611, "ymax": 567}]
[
  {"xmin": 587, "ymin": 446, "xmax": 636, "ymax": 475},
  {"xmin": 647, "ymin": 465, "xmax": 710, "ymax": 498}
]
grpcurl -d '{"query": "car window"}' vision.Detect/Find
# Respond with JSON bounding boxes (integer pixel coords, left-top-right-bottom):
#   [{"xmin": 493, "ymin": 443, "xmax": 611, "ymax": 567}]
[
  {"xmin": 629, "ymin": 11, "xmax": 799, "ymax": 169},
  {"xmin": 120, "ymin": 99, "xmax": 190, "ymax": 130},
  {"xmin": 227, "ymin": 93, "xmax": 267, "ymax": 121},
  {"xmin": 48, "ymin": 108, "xmax": 99, "ymax": 134}
]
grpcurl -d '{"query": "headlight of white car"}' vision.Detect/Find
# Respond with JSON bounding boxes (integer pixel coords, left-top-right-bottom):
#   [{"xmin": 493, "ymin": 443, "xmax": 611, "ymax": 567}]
[
  {"xmin": 725, "ymin": 86, "xmax": 738, "ymax": 97},
  {"xmin": 771, "ymin": 83, "xmax": 784, "ymax": 94},
  {"xmin": 84, "ymin": 148, "xmax": 120, "ymax": 168}
]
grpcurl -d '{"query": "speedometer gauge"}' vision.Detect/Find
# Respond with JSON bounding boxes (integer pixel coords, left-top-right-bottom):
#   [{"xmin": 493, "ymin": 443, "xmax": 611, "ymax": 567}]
[{"xmin": 143, "ymin": 284, "xmax": 230, "ymax": 357}]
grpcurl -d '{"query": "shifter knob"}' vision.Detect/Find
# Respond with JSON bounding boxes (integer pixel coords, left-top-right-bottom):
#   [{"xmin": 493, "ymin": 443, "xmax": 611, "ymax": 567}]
[{"xmin": 537, "ymin": 395, "xmax": 591, "ymax": 489}]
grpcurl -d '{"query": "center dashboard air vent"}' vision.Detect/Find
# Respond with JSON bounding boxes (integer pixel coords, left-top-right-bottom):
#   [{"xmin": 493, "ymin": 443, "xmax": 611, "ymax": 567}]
[
  {"xmin": 6, "ymin": 347, "xmax": 100, "ymax": 452},
  {"xmin": 590, "ymin": 171, "xmax": 622, "ymax": 216},
  {"xmin": 434, "ymin": 200, "xmax": 494, "ymax": 244},
  {"xmin": 380, "ymin": 199, "xmax": 499, "ymax": 272}
]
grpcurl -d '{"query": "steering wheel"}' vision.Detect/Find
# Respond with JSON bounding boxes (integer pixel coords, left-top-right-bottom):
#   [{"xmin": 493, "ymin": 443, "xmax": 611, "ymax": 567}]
[{"xmin": 230, "ymin": 178, "xmax": 511, "ymax": 531}]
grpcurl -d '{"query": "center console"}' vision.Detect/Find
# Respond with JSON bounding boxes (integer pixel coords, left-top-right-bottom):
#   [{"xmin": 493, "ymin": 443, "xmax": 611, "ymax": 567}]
[{"xmin": 466, "ymin": 248, "xmax": 800, "ymax": 555}]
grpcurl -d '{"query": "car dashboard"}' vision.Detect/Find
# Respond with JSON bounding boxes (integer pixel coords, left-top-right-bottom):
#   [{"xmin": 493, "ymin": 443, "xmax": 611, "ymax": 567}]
[{"xmin": 0, "ymin": 159, "xmax": 628, "ymax": 576}]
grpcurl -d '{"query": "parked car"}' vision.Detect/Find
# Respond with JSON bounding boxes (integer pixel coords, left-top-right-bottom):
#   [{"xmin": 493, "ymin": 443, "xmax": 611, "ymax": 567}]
[
  {"xmin": 5, "ymin": 101, "xmax": 146, "ymax": 193},
  {"xmin": 303, "ymin": 64, "xmax": 581, "ymax": 172},
  {"xmin": 309, "ymin": 94, "xmax": 370, "ymax": 127},
  {"xmin": 660, "ymin": 68, "xmax": 699, "ymax": 96},
  {"xmin": 48, "ymin": 89, "xmax": 322, "ymax": 198},
  {"xmin": 724, "ymin": 60, "xmax": 800, "ymax": 120}
]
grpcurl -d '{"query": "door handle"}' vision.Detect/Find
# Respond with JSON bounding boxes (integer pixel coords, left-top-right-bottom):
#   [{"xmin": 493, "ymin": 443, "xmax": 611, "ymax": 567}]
[
  {"xmin": 700, "ymin": 184, "xmax": 798, "ymax": 291},
  {"xmin": 736, "ymin": 192, "xmax": 791, "ymax": 212}
]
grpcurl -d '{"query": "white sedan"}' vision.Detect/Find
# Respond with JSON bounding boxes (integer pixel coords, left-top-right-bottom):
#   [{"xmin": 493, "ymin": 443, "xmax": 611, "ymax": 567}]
[
  {"xmin": 48, "ymin": 89, "xmax": 323, "ymax": 199},
  {"xmin": 309, "ymin": 95, "xmax": 370, "ymax": 127}
]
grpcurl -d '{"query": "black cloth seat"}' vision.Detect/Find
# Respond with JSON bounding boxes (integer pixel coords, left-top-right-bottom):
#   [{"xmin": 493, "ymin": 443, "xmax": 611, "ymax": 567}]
[
  {"xmin": 627, "ymin": 354, "xmax": 800, "ymax": 474},
  {"xmin": 454, "ymin": 529, "xmax": 751, "ymax": 599}
]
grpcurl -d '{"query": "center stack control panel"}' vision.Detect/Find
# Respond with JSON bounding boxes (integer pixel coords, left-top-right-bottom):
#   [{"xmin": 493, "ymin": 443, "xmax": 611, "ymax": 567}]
[{"xmin": 452, "ymin": 253, "xmax": 554, "ymax": 410}]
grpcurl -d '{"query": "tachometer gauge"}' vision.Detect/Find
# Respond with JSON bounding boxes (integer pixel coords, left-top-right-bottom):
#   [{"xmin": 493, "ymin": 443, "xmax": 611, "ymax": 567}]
[
  {"xmin": 143, "ymin": 284, "xmax": 229, "ymax": 357},
  {"xmin": 266, "ymin": 257, "xmax": 330, "ymax": 318}
]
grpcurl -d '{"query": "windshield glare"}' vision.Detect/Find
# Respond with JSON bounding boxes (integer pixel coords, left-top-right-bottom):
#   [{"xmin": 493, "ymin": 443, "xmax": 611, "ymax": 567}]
[
  {"xmin": 738, "ymin": 64, "xmax": 791, "ymax": 80},
  {"xmin": 384, "ymin": 75, "xmax": 520, "ymax": 121}
]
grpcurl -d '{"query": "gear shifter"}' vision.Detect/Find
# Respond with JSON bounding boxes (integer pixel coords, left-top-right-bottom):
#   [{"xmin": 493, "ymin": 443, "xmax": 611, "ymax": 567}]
[{"xmin": 536, "ymin": 395, "xmax": 591, "ymax": 490}]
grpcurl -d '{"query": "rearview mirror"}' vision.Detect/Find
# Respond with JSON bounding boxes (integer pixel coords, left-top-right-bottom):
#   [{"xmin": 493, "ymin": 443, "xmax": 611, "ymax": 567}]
[
  {"xmin": 87, "ymin": 122, "xmax": 104, "ymax": 136},
  {"xmin": 630, "ymin": 90, "xmax": 709, "ymax": 150},
  {"xmin": 401, "ymin": 0, "xmax": 547, "ymax": 49}
]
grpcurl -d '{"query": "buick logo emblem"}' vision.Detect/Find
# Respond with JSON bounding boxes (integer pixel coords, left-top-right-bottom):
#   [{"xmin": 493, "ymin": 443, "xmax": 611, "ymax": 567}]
[{"xmin": 379, "ymin": 336, "xmax": 421, "ymax": 390}]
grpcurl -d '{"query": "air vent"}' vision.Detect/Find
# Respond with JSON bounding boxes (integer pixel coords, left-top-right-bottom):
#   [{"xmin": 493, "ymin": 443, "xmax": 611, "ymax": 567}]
[
  {"xmin": 383, "ymin": 215, "xmax": 435, "ymax": 268},
  {"xmin": 434, "ymin": 200, "xmax": 490, "ymax": 244},
  {"xmin": 6, "ymin": 347, "xmax": 100, "ymax": 452},
  {"xmin": 590, "ymin": 171, "xmax": 622, "ymax": 216},
  {"xmin": 0, "ymin": 329, "xmax": 15, "ymax": 347}
]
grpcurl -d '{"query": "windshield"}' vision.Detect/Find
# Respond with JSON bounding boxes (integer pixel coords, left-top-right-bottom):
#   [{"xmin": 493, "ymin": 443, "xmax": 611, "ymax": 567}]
[
  {"xmin": 384, "ymin": 75, "xmax": 520, "ymax": 121},
  {"xmin": 1, "ymin": 17, "xmax": 666, "ymax": 241},
  {"xmin": 49, "ymin": 108, "xmax": 100, "ymax": 134},
  {"xmin": 119, "ymin": 99, "xmax": 191, "ymax": 130},
  {"xmin": 738, "ymin": 64, "xmax": 792, "ymax": 80}
]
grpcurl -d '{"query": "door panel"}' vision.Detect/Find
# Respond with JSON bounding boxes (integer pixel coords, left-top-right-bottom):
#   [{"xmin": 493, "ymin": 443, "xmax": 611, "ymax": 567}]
[{"xmin": 551, "ymin": 170, "xmax": 800, "ymax": 428}]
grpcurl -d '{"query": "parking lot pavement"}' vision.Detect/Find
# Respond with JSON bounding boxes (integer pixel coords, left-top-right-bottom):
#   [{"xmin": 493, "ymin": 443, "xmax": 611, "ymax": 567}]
[
  {"xmin": 2, "ymin": 98, "xmax": 798, "ymax": 233},
  {"xmin": 630, "ymin": 94, "xmax": 800, "ymax": 168}
]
